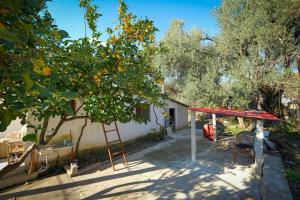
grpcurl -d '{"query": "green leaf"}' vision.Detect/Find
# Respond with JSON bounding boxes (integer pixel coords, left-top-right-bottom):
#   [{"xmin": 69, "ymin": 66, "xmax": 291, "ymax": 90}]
[
  {"xmin": 61, "ymin": 92, "xmax": 77, "ymax": 99},
  {"xmin": 35, "ymin": 82, "xmax": 46, "ymax": 88},
  {"xmin": 32, "ymin": 58, "xmax": 45, "ymax": 73},
  {"xmin": 19, "ymin": 22, "xmax": 33, "ymax": 35},
  {"xmin": 58, "ymin": 30, "xmax": 70, "ymax": 39},
  {"xmin": 40, "ymin": 89, "xmax": 52, "ymax": 98},
  {"xmin": 41, "ymin": 102, "xmax": 49, "ymax": 112},
  {"xmin": 35, "ymin": 0, "xmax": 46, "ymax": 7},
  {"xmin": 22, "ymin": 73, "xmax": 33, "ymax": 91},
  {"xmin": 0, "ymin": 28, "xmax": 24, "ymax": 44},
  {"xmin": 63, "ymin": 105, "xmax": 74, "ymax": 116},
  {"xmin": 0, "ymin": 109, "xmax": 16, "ymax": 132},
  {"xmin": 22, "ymin": 133, "xmax": 38, "ymax": 143}
]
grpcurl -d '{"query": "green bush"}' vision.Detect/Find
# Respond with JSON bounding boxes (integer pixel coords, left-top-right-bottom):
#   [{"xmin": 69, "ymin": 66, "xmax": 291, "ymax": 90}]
[
  {"xmin": 147, "ymin": 127, "xmax": 166, "ymax": 142},
  {"xmin": 223, "ymin": 125, "xmax": 246, "ymax": 136},
  {"xmin": 285, "ymin": 168, "xmax": 300, "ymax": 182}
]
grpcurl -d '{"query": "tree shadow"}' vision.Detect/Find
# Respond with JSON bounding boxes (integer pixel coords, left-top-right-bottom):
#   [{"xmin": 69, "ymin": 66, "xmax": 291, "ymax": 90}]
[
  {"xmin": 81, "ymin": 158, "xmax": 258, "ymax": 200},
  {"xmin": 0, "ymin": 129, "xmax": 259, "ymax": 200}
]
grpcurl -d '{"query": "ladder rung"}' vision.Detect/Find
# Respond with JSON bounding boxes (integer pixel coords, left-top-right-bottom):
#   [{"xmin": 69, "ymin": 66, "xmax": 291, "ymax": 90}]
[
  {"xmin": 105, "ymin": 129, "xmax": 117, "ymax": 133},
  {"xmin": 108, "ymin": 140, "xmax": 120, "ymax": 144},
  {"xmin": 111, "ymin": 151, "xmax": 123, "ymax": 157},
  {"xmin": 102, "ymin": 122, "xmax": 128, "ymax": 170}
]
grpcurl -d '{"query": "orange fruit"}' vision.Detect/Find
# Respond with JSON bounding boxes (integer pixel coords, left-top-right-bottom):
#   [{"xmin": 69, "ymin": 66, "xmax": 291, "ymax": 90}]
[
  {"xmin": 123, "ymin": 16, "xmax": 130, "ymax": 25},
  {"xmin": 138, "ymin": 35, "xmax": 144, "ymax": 42},
  {"xmin": 42, "ymin": 67, "xmax": 51, "ymax": 76},
  {"xmin": 149, "ymin": 34, "xmax": 155, "ymax": 41}
]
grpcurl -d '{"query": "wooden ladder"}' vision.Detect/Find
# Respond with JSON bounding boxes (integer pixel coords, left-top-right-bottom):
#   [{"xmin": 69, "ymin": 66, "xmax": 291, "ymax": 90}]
[{"xmin": 102, "ymin": 122, "xmax": 128, "ymax": 171}]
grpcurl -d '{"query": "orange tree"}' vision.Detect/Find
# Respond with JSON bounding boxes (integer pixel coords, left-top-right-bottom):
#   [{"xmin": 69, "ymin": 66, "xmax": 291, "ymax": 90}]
[
  {"xmin": 0, "ymin": 0, "xmax": 69, "ymax": 132},
  {"xmin": 0, "ymin": 0, "xmax": 163, "ymax": 176},
  {"xmin": 34, "ymin": 0, "xmax": 163, "ymax": 144}
]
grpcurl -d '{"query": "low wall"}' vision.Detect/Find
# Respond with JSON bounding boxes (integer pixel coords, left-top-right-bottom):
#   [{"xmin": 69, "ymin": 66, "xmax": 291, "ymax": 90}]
[{"xmin": 262, "ymin": 153, "xmax": 293, "ymax": 200}]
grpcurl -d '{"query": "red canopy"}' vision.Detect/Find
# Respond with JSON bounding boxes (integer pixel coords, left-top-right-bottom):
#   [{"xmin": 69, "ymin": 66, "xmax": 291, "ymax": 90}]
[{"xmin": 189, "ymin": 107, "xmax": 280, "ymax": 121}]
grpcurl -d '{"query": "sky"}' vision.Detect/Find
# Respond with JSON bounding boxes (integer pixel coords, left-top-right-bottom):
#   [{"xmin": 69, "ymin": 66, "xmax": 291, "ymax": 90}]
[{"xmin": 47, "ymin": 0, "xmax": 221, "ymax": 41}]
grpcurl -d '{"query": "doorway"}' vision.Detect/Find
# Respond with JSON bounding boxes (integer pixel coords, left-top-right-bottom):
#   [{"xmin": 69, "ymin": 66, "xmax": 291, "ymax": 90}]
[{"xmin": 165, "ymin": 108, "xmax": 176, "ymax": 131}]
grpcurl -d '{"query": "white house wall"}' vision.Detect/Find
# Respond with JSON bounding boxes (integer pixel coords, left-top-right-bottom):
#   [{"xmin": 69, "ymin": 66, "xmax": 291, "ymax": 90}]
[
  {"xmin": 176, "ymin": 104, "xmax": 189, "ymax": 129},
  {"xmin": 1, "ymin": 99, "xmax": 187, "ymax": 153},
  {"xmin": 164, "ymin": 100, "xmax": 189, "ymax": 130},
  {"xmin": 38, "ymin": 105, "xmax": 165, "ymax": 152}
]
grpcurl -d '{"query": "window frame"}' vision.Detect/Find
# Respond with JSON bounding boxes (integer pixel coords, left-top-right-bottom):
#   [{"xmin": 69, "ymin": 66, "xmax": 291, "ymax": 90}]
[{"xmin": 135, "ymin": 104, "xmax": 151, "ymax": 121}]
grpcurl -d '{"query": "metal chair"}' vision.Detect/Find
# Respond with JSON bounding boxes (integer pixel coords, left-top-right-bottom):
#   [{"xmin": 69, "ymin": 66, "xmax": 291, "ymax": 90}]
[{"xmin": 232, "ymin": 131, "xmax": 255, "ymax": 162}]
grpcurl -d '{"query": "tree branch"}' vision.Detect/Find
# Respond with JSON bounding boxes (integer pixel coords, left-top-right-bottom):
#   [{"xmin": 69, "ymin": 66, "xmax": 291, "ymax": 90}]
[
  {"xmin": 152, "ymin": 105, "xmax": 161, "ymax": 127},
  {"xmin": 152, "ymin": 105, "xmax": 167, "ymax": 136},
  {"xmin": 76, "ymin": 116, "xmax": 88, "ymax": 157},
  {"xmin": 65, "ymin": 115, "xmax": 89, "ymax": 122},
  {"xmin": 74, "ymin": 104, "xmax": 84, "ymax": 115},
  {"xmin": 46, "ymin": 115, "xmax": 89, "ymax": 143},
  {"xmin": 202, "ymin": 35, "xmax": 214, "ymax": 42}
]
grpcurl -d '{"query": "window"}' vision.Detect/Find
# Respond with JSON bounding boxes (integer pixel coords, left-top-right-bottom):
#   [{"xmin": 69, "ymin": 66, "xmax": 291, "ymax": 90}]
[{"xmin": 136, "ymin": 105, "xmax": 150, "ymax": 121}]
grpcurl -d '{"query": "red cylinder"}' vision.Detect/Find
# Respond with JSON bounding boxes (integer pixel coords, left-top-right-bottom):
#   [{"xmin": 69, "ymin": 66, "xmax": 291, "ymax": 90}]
[{"xmin": 203, "ymin": 124, "xmax": 214, "ymax": 141}]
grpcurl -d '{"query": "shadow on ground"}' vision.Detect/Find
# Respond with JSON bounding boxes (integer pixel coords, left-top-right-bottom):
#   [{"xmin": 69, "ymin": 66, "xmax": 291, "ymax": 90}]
[{"xmin": 0, "ymin": 129, "xmax": 260, "ymax": 200}]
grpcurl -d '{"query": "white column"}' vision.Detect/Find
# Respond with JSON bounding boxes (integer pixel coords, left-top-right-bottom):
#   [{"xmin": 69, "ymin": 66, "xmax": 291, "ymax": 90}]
[
  {"xmin": 191, "ymin": 111, "xmax": 196, "ymax": 162},
  {"xmin": 212, "ymin": 113, "xmax": 217, "ymax": 142},
  {"xmin": 254, "ymin": 120, "xmax": 264, "ymax": 177}
]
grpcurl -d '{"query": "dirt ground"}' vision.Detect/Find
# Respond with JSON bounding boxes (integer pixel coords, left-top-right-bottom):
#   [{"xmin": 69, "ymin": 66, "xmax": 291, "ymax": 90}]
[{"xmin": 0, "ymin": 129, "xmax": 260, "ymax": 200}]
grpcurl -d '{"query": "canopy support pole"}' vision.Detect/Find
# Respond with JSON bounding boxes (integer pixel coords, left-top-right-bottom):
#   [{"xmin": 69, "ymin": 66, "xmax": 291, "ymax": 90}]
[
  {"xmin": 191, "ymin": 111, "xmax": 196, "ymax": 162},
  {"xmin": 212, "ymin": 113, "xmax": 217, "ymax": 142},
  {"xmin": 254, "ymin": 120, "xmax": 264, "ymax": 177}
]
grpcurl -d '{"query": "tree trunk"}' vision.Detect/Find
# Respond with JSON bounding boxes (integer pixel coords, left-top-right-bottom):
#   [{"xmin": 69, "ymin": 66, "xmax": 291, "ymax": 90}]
[
  {"xmin": 0, "ymin": 144, "xmax": 37, "ymax": 178},
  {"xmin": 152, "ymin": 105, "xmax": 162, "ymax": 127},
  {"xmin": 257, "ymin": 92, "xmax": 263, "ymax": 111},
  {"xmin": 237, "ymin": 117, "xmax": 246, "ymax": 128},
  {"xmin": 75, "ymin": 117, "xmax": 88, "ymax": 157},
  {"xmin": 258, "ymin": 86, "xmax": 285, "ymax": 118},
  {"xmin": 39, "ymin": 118, "xmax": 49, "ymax": 145},
  {"xmin": 296, "ymin": 54, "xmax": 300, "ymax": 77},
  {"xmin": 152, "ymin": 106, "xmax": 166, "ymax": 135}
]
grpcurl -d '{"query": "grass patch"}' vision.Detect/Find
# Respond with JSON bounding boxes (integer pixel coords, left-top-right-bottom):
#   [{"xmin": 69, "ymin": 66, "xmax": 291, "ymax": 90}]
[
  {"xmin": 286, "ymin": 168, "xmax": 300, "ymax": 182},
  {"xmin": 223, "ymin": 125, "xmax": 246, "ymax": 136},
  {"xmin": 270, "ymin": 130, "xmax": 300, "ymax": 164}
]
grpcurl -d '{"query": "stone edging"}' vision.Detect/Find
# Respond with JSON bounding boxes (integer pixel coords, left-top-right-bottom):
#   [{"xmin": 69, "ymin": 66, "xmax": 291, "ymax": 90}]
[{"xmin": 262, "ymin": 152, "xmax": 293, "ymax": 200}]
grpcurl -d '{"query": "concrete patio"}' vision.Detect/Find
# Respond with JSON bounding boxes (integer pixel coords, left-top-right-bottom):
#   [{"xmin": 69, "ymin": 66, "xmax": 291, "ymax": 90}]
[{"xmin": 0, "ymin": 129, "xmax": 260, "ymax": 200}]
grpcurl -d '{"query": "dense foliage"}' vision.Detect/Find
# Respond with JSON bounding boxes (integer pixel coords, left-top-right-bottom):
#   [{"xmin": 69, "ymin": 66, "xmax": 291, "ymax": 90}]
[
  {"xmin": 157, "ymin": 0, "xmax": 300, "ymax": 124},
  {"xmin": 0, "ymin": 0, "xmax": 163, "ymax": 145},
  {"xmin": 214, "ymin": 0, "xmax": 300, "ymax": 114},
  {"xmin": 155, "ymin": 20, "xmax": 222, "ymax": 106},
  {"xmin": 0, "ymin": 0, "xmax": 68, "ymax": 132}
]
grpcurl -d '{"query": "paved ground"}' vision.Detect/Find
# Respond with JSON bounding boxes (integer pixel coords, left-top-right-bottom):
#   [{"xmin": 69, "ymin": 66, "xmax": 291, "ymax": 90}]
[{"xmin": 0, "ymin": 129, "xmax": 260, "ymax": 200}]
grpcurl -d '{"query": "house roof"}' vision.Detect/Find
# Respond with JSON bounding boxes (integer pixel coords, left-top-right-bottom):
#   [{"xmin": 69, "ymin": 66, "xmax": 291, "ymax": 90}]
[
  {"xmin": 189, "ymin": 107, "xmax": 280, "ymax": 121},
  {"xmin": 167, "ymin": 98, "xmax": 190, "ymax": 107}
]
